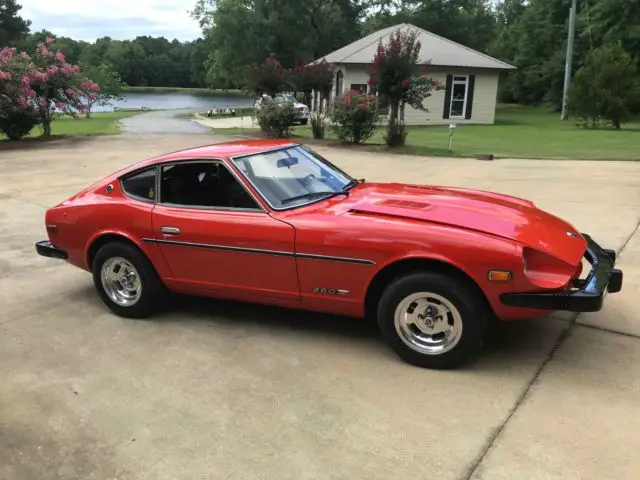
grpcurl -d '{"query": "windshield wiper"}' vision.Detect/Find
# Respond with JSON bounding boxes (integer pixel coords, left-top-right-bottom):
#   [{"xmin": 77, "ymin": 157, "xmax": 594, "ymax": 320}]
[
  {"xmin": 342, "ymin": 178, "xmax": 363, "ymax": 191},
  {"xmin": 281, "ymin": 191, "xmax": 343, "ymax": 205}
]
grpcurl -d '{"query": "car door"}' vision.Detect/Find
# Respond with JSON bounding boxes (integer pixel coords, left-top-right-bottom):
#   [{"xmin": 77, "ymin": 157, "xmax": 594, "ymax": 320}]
[{"xmin": 150, "ymin": 159, "xmax": 299, "ymax": 301}]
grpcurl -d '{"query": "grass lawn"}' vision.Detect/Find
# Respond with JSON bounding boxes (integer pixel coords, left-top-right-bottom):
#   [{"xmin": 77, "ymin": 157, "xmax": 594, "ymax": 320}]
[
  {"xmin": 122, "ymin": 86, "xmax": 252, "ymax": 98},
  {"xmin": 0, "ymin": 111, "xmax": 141, "ymax": 142},
  {"xmin": 220, "ymin": 104, "xmax": 640, "ymax": 161}
]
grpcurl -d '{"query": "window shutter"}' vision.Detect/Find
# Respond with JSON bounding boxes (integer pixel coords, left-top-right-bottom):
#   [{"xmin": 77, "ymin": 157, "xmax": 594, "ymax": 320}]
[
  {"xmin": 465, "ymin": 75, "xmax": 476, "ymax": 120},
  {"xmin": 442, "ymin": 74, "xmax": 453, "ymax": 119}
]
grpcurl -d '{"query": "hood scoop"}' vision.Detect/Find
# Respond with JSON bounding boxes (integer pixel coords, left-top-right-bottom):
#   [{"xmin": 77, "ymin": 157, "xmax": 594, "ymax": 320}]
[{"xmin": 376, "ymin": 199, "xmax": 430, "ymax": 210}]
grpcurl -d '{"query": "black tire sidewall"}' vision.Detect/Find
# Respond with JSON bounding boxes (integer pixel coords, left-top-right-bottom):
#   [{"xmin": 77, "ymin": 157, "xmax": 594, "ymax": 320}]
[
  {"xmin": 377, "ymin": 272, "xmax": 487, "ymax": 369},
  {"xmin": 92, "ymin": 242, "xmax": 165, "ymax": 318}
]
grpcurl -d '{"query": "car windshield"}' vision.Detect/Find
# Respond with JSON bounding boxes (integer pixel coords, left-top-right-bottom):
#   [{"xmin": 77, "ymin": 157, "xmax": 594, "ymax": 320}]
[
  {"xmin": 231, "ymin": 145, "xmax": 355, "ymax": 209},
  {"xmin": 282, "ymin": 94, "xmax": 296, "ymax": 102}
]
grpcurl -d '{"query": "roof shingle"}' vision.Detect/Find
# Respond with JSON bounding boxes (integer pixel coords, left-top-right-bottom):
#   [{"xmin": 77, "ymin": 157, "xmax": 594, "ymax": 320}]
[{"xmin": 311, "ymin": 23, "xmax": 515, "ymax": 70}]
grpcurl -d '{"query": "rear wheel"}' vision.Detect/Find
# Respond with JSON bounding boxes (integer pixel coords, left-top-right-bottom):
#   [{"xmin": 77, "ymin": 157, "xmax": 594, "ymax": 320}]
[
  {"xmin": 377, "ymin": 271, "xmax": 487, "ymax": 369},
  {"xmin": 92, "ymin": 241, "xmax": 167, "ymax": 318}
]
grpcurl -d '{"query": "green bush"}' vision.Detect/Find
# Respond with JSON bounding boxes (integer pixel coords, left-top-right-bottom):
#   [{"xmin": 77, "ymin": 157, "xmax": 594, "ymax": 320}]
[
  {"xmin": 329, "ymin": 90, "xmax": 379, "ymax": 144},
  {"xmin": 568, "ymin": 42, "xmax": 640, "ymax": 129},
  {"xmin": 255, "ymin": 102, "xmax": 296, "ymax": 137},
  {"xmin": 0, "ymin": 107, "xmax": 40, "ymax": 140},
  {"xmin": 384, "ymin": 121, "xmax": 408, "ymax": 148}
]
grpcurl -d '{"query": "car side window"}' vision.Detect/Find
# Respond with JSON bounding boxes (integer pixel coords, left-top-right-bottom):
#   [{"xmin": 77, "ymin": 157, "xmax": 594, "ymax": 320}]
[
  {"xmin": 159, "ymin": 161, "xmax": 260, "ymax": 210},
  {"xmin": 121, "ymin": 167, "xmax": 156, "ymax": 202}
]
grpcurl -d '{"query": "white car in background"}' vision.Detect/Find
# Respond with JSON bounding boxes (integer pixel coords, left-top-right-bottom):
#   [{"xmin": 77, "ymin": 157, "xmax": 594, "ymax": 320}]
[{"xmin": 254, "ymin": 93, "xmax": 309, "ymax": 125}]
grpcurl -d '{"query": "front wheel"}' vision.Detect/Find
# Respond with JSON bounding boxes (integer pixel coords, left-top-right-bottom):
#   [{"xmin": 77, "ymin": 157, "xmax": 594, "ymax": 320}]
[
  {"xmin": 92, "ymin": 241, "xmax": 167, "ymax": 319},
  {"xmin": 377, "ymin": 272, "xmax": 487, "ymax": 369}
]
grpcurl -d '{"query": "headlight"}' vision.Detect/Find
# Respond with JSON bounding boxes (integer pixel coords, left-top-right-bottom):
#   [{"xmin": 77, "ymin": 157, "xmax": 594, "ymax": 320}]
[{"xmin": 522, "ymin": 246, "xmax": 576, "ymax": 289}]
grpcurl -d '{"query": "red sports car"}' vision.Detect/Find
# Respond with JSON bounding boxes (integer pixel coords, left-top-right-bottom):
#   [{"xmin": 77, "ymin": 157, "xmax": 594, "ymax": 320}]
[{"xmin": 36, "ymin": 139, "xmax": 623, "ymax": 369}]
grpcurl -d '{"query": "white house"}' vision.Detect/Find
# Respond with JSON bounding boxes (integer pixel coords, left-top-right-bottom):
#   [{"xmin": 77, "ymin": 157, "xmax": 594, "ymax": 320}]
[{"xmin": 309, "ymin": 23, "xmax": 515, "ymax": 125}]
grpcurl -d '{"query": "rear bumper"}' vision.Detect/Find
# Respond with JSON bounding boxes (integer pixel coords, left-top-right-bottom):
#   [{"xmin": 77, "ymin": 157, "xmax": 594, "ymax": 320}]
[
  {"xmin": 35, "ymin": 240, "xmax": 68, "ymax": 260},
  {"xmin": 500, "ymin": 233, "xmax": 623, "ymax": 313}
]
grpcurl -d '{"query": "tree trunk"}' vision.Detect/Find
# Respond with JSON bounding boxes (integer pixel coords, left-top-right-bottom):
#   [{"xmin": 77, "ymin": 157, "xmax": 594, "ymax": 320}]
[
  {"xmin": 389, "ymin": 100, "xmax": 399, "ymax": 127},
  {"xmin": 613, "ymin": 118, "xmax": 621, "ymax": 129},
  {"xmin": 41, "ymin": 109, "xmax": 51, "ymax": 138}
]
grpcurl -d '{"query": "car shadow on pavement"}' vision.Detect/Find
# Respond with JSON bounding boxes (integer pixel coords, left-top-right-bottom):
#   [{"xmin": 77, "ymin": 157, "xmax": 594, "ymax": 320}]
[
  {"xmin": 66, "ymin": 284, "xmax": 566, "ymax": 372},
  {"xmin": 159, "ymin": 293, "xmax": 565, "ymax": 371},
  {"xmin": 166, "ymin": 293, "xmax": 381, "ymax": 340}
]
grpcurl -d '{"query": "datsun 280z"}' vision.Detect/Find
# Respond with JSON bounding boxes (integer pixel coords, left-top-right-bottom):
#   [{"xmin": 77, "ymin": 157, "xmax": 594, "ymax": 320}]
[{"xmin": 36, "ymin": 139, "xmax": 623, "ymax": 369}]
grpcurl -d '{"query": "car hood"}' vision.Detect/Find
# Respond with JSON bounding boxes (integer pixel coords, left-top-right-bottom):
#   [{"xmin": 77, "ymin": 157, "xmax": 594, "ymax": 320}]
[{"xmin": 344, "ymin": 183, "xmax": 586, "ymax": 265}]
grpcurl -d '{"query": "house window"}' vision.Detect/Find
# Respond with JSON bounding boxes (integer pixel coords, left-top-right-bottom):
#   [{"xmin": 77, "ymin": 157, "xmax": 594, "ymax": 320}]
[{"xmin": 449, "ymin": 75, "xmax": 469, "ymax": 118}]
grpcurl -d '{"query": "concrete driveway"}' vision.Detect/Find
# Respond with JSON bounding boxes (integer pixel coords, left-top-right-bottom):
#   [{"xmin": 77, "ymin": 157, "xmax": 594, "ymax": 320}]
[{"xmin": 1, "ymin": 134, "xmax": 639, "ymax": 480}]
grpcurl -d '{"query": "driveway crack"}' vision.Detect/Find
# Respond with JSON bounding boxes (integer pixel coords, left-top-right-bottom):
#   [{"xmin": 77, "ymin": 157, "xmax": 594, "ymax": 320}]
[{"xmin": 463, "ymin": 216, "xmax": 640, "ymax": 480}]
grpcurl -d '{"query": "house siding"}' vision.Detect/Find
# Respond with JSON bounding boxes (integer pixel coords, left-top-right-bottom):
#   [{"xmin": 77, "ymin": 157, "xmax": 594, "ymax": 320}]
[{"xmin": 339, "ymin": 65, "xmax": 500, "ymax": 125}]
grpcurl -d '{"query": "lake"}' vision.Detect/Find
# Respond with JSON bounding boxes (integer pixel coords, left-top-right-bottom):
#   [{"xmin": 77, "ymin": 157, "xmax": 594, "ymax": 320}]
[{"xmin": 93, "ymin": 92, "xmax": 254, "ymax": 113}]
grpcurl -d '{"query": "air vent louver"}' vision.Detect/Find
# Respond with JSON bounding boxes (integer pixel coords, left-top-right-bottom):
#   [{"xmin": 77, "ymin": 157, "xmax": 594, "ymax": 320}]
[{"xmin": 376, "ymin": 199, "xmax": 429, "ymax": 209}]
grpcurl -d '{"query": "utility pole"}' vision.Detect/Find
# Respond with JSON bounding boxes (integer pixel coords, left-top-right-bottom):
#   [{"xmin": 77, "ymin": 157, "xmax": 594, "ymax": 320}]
[{"xmin": 561, "ymin": 0, "xmax": 577, "ymax": 120}]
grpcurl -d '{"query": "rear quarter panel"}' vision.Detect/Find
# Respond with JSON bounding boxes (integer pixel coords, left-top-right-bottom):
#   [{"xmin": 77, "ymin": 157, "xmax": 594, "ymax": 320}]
[{"xmin": 46, "ymin": 180, "xmax": 170, "ymax": 276}]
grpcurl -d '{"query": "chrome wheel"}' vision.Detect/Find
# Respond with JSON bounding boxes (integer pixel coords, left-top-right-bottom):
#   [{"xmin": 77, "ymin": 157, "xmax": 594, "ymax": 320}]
[
  {"xmin": 394, "ymin": 292, "xmax": 463, "ymax": 355},
  {"xmin": 100, "ymin": 257, "xmax": 142, "ymax": 307}
]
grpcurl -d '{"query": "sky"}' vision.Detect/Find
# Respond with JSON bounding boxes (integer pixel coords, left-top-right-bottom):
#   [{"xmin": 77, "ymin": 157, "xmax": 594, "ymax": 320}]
[{"xmin": 19, "ymin": 0, "xmax": 203, "ymax": 42}]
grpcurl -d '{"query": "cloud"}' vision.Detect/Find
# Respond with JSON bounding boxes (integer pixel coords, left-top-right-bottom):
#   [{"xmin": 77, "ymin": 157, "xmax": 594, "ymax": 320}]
[{"xmin": 19, "ymin": 0, "xmax": 202, "ymax": 41}]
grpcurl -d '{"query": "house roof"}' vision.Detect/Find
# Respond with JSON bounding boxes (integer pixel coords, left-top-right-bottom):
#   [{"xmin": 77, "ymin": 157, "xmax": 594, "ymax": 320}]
[{"xmin": 311, "ymin": 23, "xmax": 515, "ymax": 70}]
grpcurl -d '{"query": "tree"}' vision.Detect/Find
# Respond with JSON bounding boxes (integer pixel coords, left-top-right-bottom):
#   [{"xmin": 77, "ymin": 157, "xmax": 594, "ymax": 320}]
[
  {"xmin": 244, "ymin": 53, "xmax": 292, "ymax": 97},
  {"xmin": 192, "ymin": 0, "xmax": 366, "ymax": 88},
  {"xmin": 368, "ymin": 28, "xmax": 443, "ymax": 146},
  {"xmin": 576, "ymin": 0, "xmax": 640, "ymax": 62},
  {"xmin": 291, "ymin": 57, "xmax": 335, "ymax": 138},
  {"xmin": 0, "ymin": 38, "xmax": 94, "ymax": 138},
  {"xmin": 291, "ymin": 57, "xmax": 334, "ymax": 112},
  {"xmin": 568, "ymin": 42, "xmax": 640, "ymax": 129},
  {"xmin": 362, "ymin": 0, "xmax": 498, "ymax": 54},
  {"xmin": 0, "ymin": 0, "xmax": 30, "ymax": 47},
  {"xmin": 81, "ymin": 64, "xmax": 123, "ymax": 118}
]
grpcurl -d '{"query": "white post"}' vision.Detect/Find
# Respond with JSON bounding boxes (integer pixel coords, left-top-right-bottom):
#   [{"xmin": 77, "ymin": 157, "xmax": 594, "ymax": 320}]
[{"xmin": 561, "ymin": 0, "xmax": 577, "ymax": 120}]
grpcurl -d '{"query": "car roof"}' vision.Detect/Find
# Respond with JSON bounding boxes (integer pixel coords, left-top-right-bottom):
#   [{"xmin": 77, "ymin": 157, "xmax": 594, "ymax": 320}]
[{"xmin": 142, "ymin": 138, "xmax": 299, "ymax": 166}]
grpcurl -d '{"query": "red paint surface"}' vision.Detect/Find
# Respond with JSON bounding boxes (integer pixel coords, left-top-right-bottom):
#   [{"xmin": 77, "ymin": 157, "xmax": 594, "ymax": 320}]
[{"xmin": 43, "ymin": 139, "xmax": 589, "ymax": 321}]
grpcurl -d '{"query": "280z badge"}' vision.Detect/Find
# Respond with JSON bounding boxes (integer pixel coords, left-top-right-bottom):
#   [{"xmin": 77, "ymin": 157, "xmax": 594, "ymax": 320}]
[{"xmin": 313, "ymin": 287, "xmax": 349, "ymax": 296}]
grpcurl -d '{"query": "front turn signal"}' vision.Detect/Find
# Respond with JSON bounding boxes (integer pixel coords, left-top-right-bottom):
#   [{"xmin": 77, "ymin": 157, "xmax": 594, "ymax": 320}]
[{"xmin": 488, "ymin": 270, "xmax": 512, "ymax": 282}]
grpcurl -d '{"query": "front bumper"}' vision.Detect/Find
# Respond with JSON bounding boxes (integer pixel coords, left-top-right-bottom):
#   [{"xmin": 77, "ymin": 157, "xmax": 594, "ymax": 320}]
[
  {"xmin": 35, "ymin": 240, "xmax": 68, "ymax": 260},
  {"xmin": 500, "ymin": 233, "xmax": 623, "ymax": 313}
]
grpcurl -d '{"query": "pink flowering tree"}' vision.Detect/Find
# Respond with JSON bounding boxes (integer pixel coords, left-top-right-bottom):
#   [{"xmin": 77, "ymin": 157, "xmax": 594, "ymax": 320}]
[
  {"xmin": 0, "ymin": 37, "xmax": 97, "ymax": 139},
  {"xmin": 1, "ymin": 48, "xmax": 41, "ymax": 139},
  {"xmin": 368, "ymin": 29, "xmax": 444, "ymax": 147},
  {"xmin": 329, "ymin": 89, "xmax": 379, "ymax": 144},
  {"xmin": 244, "ymin": 53, "xmax": 292, "ymax": 98}
]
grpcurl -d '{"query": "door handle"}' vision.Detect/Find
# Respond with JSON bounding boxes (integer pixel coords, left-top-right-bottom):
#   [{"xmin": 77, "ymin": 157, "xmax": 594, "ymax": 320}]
[{"xmin": 160, "ymin": 226, "xmax": 180, "ymax": 235}]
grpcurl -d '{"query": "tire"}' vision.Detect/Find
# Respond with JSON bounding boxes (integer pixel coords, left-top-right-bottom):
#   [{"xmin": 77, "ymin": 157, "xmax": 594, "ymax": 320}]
[
  {"xmin": 300, "ymin": 118, "xmax": 309, "ymax": 125},
  {"xmin": 92, "ymin": 241, "xmax": 167, "ymax": 319},
  {"xmin": 377, "ymin": 271, "xmax": 487, "ymax": 369}
]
